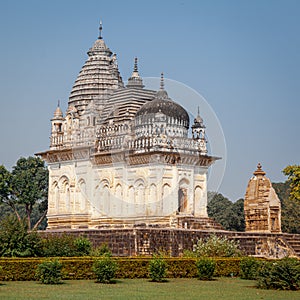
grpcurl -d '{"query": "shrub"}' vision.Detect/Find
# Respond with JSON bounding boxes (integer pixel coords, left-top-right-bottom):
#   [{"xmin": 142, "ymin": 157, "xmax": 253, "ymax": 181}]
[
  {"xmin": 90, "ymin": 243, "xmax": 111, "ymax": 257},
  {"xmin": 42, "ymin": 234, "xmax": 91, "ymax": 257},
  {"xmin": 148, "ymin": 255, "xmax": 167, "ymax": 282},
  {"xmin": 257, "ymin": 258, "xmax": 300, "ymax": 290},
  {"xmin": 93, "ymin": 254, "xmax": 118, "ymax": 283},
  {"xmin": 36, "ymin": 259, "xmax": 63, "ymax": 284},
  {"xmin": 240, "ymin": 257, "xmax": 260, "ymax": 280},
  {"xmin": 73, "ymin": 237, "xmax": 92, "ymax": 256},
  {"xmin": 193, "ymin": 234, "xmax": 241, "ymax": 257},
  {"xmin": 0, "ymin": 215, "xmax": 43, "ymax": 257},
  {"xmin": 196, "ymin": 257, "xmax": 216, "ymax": 280}
]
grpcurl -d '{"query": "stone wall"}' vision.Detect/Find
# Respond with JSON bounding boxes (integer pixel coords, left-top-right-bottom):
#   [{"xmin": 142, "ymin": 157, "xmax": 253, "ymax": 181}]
[{"xmin": 41, "ymin": 228, "xmax": 299, "ymax": 259}]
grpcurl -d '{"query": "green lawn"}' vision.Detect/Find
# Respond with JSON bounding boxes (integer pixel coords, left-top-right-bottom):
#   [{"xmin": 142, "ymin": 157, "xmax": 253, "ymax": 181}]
[{"xmin": 0, "ymin": 278, "xmax": 299, "ymax": 300}]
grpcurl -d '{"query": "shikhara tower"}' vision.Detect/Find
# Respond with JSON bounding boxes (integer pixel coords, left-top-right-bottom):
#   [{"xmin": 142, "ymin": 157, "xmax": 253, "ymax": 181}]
[{"xmin": 37, "ymin": 24, "xmax": 220, "ymax": 230}]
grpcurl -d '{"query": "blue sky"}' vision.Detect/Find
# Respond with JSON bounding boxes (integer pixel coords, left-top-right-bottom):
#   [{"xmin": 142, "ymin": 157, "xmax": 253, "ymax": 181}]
[{"xmin": 0, "ymin": 0, "xmax": 299, "ymax": 201}]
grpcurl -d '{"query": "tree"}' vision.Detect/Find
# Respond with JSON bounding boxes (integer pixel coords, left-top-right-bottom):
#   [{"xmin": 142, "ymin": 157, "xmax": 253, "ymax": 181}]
[
  {"xmin": 0, "ymin": 165, "xmax": 21, "ymax": 220},
  {"xmin": 0, "ymin": 156, "xmax": 48, "ymax": 230},
  {"xmin": 283, "ymin": 165, "xmax": 300, "ymax": 201},
  {"xmin": 273, "ymin": 180, "xmax": 300, "ymax": 234},
  {"xmin": 207, "ymin": 193, "xmax": 245, "ymax": 231}
]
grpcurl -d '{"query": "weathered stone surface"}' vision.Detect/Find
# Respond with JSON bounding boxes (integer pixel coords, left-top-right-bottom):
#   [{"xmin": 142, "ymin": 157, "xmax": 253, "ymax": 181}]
[
  {"xmin": 41, "ymin": 228, "xmax": 300, "ymax": 258},
  {"xmin": 244, "ymin": 164, "xmax": 281, "ymax": 233}
]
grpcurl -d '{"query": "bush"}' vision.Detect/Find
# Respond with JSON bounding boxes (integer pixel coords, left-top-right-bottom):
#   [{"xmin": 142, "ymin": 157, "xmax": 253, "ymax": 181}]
[
  {"xmin": 36, "ymin": 259, "xmax": 63, "ymax": 284},
  {"xmin": 90, "ymin": 243, "xmax": 112, "ymax": 257},
  {"xmin": 196, "ymin": 257, "xmax": 216, "ymax": 280},
  {"xmin": 193, "ymin": 234, "xmax": 241, "ymax": 257},
  {"xmin": 148, "ymin": 255, "xmax": 167, "ymax": 282},
  {"xmin": 240, "ymin": 257, "xmax": 260, "ymax": 280},
  {"xmin": 73, "ymin": 237, "xmax": 92, "ymax": 256},
  {"xmin": 93, "ymin": 254, "xmax": 118, "ymax": 283},
  {"xmin": 42, "ymin": 234, "xmax": 91, "ymax": 257},
  {"xmin": 0, "ymin": 215, "xmax": 43, "ymax": 257},
  {"xmin": 257, "ymin": 258, "xmax": 300, "ymax": 290}
]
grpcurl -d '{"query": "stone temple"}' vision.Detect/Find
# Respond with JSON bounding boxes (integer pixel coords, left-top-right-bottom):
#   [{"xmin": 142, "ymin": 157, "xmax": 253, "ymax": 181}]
[
  {"xmin": 244, "ymin": 163, "xmax": 281, "ymax": 233},
  {"xmin": 37, "ymin": 23, "xmax": 221, "ymax": 230}
]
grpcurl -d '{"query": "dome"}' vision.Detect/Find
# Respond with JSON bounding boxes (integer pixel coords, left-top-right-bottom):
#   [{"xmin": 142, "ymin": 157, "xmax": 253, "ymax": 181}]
[
  {"xmin": 136, "ymin": 98, "xmax": 190, "ymax": 129},
  {"xmin": 136, "ymin": 72, "xmax": 189, "ymax": 128}
]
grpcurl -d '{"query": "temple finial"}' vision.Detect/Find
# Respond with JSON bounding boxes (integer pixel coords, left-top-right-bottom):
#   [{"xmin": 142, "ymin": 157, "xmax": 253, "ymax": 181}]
[
  {"xmin": 197, "ymin": 106, "xmax": 200, "ymax": 117},
  {"xmin": 134, "ymin": 57, "xmax": 138, "ymax": 72},
  {"xmin": 160, "ymin": 72, "xmax": 164, "ymax": 90},
  {"xmin": 98, "ymin": 20, "xmax": 103, "ymax": 39},
  {"xmin": 58, "ymin": 100, "xmax": 60, "ymax": 107},
  {"xmin": 253, "ymin": 163, "xmax": 266, "ymax": 176}
]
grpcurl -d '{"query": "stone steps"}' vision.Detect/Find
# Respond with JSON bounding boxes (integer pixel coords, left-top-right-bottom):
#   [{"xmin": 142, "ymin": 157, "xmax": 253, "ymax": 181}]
[{"xmin": 282, "ymin": 235, "xmax": 300, "ymax": 256}]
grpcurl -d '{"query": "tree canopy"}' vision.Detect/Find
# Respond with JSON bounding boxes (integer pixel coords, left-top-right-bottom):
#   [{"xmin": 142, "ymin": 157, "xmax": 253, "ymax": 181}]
[
  {"xmin": 207, "ymin": 192, "xmax": 245, "ymax": 231},
  {"xmin": 283, "ymin": 165, "xmax": 300, "ymax": 201},
  {"xmin": 0, "ymin": 156, "xmax": 48, "ymax": 230}
]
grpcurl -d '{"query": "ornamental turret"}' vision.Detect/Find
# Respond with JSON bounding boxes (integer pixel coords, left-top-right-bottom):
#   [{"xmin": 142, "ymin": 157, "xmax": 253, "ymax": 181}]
[
  {"xmin": 192, "ymin": 107, "xmax": 207, "ymax": 154},
  {"xmin": 50, "ymin": 101, "xmax": 64, "ymax": 149},
  {"xmin": 126, "ymin": 57, "xmax": 144, "ymax": 89}
]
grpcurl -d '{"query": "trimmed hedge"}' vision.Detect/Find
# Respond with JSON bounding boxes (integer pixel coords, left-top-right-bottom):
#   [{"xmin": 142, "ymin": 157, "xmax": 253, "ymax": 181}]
[{"xmin": 0, "ymin": 257, "xmax": 242, "ymax": 281}]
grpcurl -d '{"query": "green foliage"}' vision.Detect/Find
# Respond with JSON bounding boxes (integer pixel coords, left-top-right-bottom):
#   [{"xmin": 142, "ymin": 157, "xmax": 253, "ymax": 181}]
[
  {"xmin": 90, "ymin": 243, "xmax": 111, "ymax": 257},
  {"xmin": 196, "ymin": 257, "xmax": 215, "ymax": 280},
  {"xmin": 36, "ymin": 259, "xmax": 63, "ymax": 284},
  {"xmin": 193, "ymin": 234, "xmax": 242, "ymax": 257},
  {"xmin": 0, "ymin": 215, "xmax": 42, "ymax": 257},
  {"xmin": 148, "ymin": 255, "xmax": 167, "ymax": 282},
  {"xmin": 273, "ymin": 181, "xmax": 300, "ymax": 234},
  {"xmin": 0, "ymin": 157, "xmax": 48, "ymax": 230},
  {"xmin": 283, "ymin": 165, "xmax": 300, "ymax": 201},
  {"xmin": 42, "ymin": 234, "xmax": 92, "ymax": 257},
  {"xmin": 207, "ymin": 193, "xmax": 245, "ymax": 231},
  {"xmin": 0, "ymin": 257, "xmax": 242, "ymax": 281},
  {"xmin": 92, "ymin": 255, "xmax": 118, "ymax": 283},
  {"xmin": 73, "ymin": 237, "xmax": 92, "ymax": 256},
  {"xmin": 257, "ymin": 258, "xmax": 300, "ymax": 290},
  {"xmin": 240, "ymin": 257, "xmax": 260, "ymax": 280}
]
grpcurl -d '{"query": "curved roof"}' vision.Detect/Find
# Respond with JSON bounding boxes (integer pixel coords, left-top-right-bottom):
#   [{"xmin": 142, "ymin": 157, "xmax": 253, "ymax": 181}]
[{"xmin": 136, "ymin": 97, "xmax": 190, "ymax": 128}]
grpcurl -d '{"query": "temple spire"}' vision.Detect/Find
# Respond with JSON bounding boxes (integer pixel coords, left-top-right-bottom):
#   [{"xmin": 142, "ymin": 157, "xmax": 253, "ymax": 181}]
[
  {"xmin": 126, "ymin": 57, "xmax": 144, "ymax": 88},
  {"xmin": 133, "ymin": 57, "xmax": 138, "ymax": 72},
  {"xmin": 156, "ymin": 72, "xmax": 168, "ymax": 100},
  {"xmin": 160, "ymin": 72, "xmax": 165, "ymax": 90},
  {"xmin": 98, "ymin": 20, "xmax": 103, "ymax": 39},
  {"xmin": 253, "ymin": 163, "xmax": 266, "ymax": 176}
]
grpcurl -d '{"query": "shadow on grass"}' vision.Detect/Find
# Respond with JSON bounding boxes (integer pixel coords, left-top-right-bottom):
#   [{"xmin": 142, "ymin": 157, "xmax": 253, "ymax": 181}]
[{"xmin": 148, "ymin": 279, "xmax": 169, "ymax": 283}]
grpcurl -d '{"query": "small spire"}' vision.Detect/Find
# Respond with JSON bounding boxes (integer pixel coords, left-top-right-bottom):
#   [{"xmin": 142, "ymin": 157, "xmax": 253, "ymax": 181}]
[
  {"xmin": 98, "ymin": 20, "xmax": 103, "ymax": 39},
  {"xmin": 134, "ymin": 57, "xmax": 138, "ymax": 72},
  {"xmin": 253, "ymin": 163, "xmax": 266, "ymax": 176},
  {"xmin": 156, "ymin": 72, "xmax": 168, "ymax": 99},
  {"xmin": 53, "ymin": 100, "xmax": 63, "ymax": 118},
  {"xmin": 160, "ymin": 72, "xmax": 164, "ymax": 90},
  {"xmin": 197, "ymin": 106, "xmax": 200, "ymax": 117}
]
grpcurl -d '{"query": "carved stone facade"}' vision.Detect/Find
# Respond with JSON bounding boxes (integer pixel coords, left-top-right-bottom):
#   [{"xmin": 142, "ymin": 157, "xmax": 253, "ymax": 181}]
[
  {"xmin": 244, "ymin": 164, "xmax": 281, "ymax": 233},
  {"xmin": 37, "ymin": 24, "xmax": 219, "ymax": 230}
]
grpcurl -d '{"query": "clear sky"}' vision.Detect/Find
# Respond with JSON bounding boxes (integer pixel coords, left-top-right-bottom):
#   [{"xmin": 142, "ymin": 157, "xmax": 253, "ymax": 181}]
[{"xmin": 0, "ymin": 0, "xmax": 299, "ymax": 201}]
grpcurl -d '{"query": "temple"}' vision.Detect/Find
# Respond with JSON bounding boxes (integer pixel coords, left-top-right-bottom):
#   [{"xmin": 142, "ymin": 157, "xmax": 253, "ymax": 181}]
[
  {"xmin": 244, "ymin": 163, "xmax": 281, "ymax": 233},
  {"xmin": 37, "ymin": 23, "xmax": 220, "ymax": 230}
]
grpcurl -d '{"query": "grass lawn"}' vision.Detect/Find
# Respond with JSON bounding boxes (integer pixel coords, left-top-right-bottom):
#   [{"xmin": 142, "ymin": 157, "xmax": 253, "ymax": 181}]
[{"xmin": 0, "ymin": 278, "xmax": 299, "ymax": 300}]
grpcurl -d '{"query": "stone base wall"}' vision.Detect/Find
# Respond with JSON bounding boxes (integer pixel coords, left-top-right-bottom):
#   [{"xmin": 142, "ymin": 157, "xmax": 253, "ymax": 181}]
[{"xmin": 40, "ymin": 228, "xmax": 300, "ymax": 259}]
